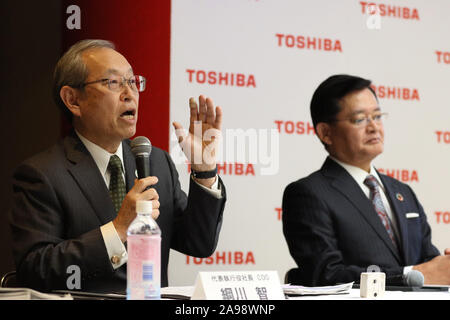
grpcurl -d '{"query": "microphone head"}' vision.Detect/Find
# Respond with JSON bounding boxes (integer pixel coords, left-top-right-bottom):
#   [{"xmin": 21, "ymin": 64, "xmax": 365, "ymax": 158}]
[
  {"xmin": 405, "ymin": 270, "xmax": 424, "ymax": 287},
  {"xmin": 131, "ymin": 136, "xmax": 152, "ymax": 157}
]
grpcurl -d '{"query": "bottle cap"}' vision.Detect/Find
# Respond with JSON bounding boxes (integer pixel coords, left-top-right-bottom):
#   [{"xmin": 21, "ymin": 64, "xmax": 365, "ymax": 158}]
[{"xmin": 136, "ymin": 200, "xmax": 152, "ymax": 213}]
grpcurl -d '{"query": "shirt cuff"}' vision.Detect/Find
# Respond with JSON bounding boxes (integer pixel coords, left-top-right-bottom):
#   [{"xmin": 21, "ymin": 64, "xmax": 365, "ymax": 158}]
[
  {"xmin": 403, "ymin": 265, "xmax": 414, "ymax": 276},
  {"xmin": 100, "ymin": 221, "xmax": 128, "ymax": 269},
  {"xmin": 192, "ymin": 175, "xmax": 222, "ymax": 199}
]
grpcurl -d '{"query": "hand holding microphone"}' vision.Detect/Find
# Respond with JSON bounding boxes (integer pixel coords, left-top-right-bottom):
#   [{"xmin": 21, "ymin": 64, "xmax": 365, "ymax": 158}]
[
  {"xmin": 112, "ymin": 136, "xmax": 160, "ymax": 242},
  {"xmin": 386, "ymin": 270, "xmax": 424, "ymax": 287},
  {"xmin": 412, "ymin": 253, "xmax": 450, "ymax": 285}
]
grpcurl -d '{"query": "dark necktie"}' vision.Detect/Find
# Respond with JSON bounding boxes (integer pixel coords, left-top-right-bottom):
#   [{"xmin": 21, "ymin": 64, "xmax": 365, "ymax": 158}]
[
  {"xmin": 363, "ymin": 175, "xmax": 399, "ymax": 250},
  {"xmin": 108, "ymin": 155, "xmax": 126, "ymax": 213}
]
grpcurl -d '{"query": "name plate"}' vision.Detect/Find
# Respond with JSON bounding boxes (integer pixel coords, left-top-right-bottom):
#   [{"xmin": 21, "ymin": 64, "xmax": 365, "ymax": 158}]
[{"xmin": 191, "ymin": 270, "xmax": 285, "ymax": 300}]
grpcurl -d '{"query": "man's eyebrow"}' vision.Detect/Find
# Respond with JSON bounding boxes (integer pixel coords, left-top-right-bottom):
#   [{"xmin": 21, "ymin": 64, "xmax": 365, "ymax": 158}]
[
  {"xmin": 350, "ymin": 106, "xmax": 381, "ymax": 115},
  {"xmin": 104, "ymin": 68, "xmax": 134, "ymax": 76}
]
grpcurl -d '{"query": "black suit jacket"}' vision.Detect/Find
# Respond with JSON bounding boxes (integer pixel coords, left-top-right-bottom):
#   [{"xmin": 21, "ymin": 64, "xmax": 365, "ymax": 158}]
[
  {"xmin": 282, "ymin": 157, "xmax": 439, "ymax": 286},
  {"xmin": 10, "ymin": 132, "xmax": 226, "ymax": 292}
]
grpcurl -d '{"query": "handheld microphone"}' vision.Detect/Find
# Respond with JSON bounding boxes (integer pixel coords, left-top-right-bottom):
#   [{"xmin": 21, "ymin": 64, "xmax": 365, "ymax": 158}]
[
  {"xmin": 386, "ymin": 270, "xmax": 424, "ymax": 287},
  {"xmin": 131, "ymin": 136, "xmax": 152, "ymax": 179}
]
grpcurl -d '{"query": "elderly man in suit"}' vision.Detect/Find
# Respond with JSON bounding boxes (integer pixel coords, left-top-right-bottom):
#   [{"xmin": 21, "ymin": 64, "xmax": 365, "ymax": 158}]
[
  {"xmin": 282, "ymin": 74, "xmax": 450, "ymax": 286},
  {"xmin": 10, "ymin": 39, "xmax": 226, "ymax": 292}
]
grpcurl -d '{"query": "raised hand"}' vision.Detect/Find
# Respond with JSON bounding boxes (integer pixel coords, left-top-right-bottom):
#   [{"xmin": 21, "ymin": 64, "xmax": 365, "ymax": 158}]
[{"xmin": 172, "ymin": 95, "xmax": 223, "ymax": 173}]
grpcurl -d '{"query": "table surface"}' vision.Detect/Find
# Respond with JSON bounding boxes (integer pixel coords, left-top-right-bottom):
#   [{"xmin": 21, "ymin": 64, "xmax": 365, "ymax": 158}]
[
  {"xmin": 286, "ymin": 288, "xmax": 450, "ymax": 300},
  {"xmin": 162, "ymin": 286, "xmax": 450, "ymax": 300}
]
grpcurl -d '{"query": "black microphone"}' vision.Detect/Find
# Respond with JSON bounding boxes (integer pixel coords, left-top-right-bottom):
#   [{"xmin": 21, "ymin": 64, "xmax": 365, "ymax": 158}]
[
  {"xmin": 386, "ymin": 270, "xmax": 424, "ymax": 287},
  {"xmin": 131, "ymin": 136, "xmax": 152, "ymax": 179}
]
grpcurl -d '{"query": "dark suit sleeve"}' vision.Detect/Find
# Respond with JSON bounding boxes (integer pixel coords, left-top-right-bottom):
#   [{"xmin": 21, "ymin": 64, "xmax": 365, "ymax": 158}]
[
  {"xmin": 282, "ymin": 181, "xmax": 403, "ymax": 286},
  {"xmin": 9, "ymin": 163, "xmax": 114, "ymax": 292},
  {"xmin": 163, "ymin": 151, "xmax": 226, "ymax": 257}
]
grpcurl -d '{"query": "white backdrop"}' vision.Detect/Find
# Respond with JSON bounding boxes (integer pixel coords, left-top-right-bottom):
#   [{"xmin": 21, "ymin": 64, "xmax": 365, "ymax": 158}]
[{"xmin": 168, "ymin": 0, "xmax": 450, "ymax": 286}]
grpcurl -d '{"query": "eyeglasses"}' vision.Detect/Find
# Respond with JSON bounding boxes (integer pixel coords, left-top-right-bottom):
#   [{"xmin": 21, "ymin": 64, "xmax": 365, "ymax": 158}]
[
  {"xmin": 80, "ymin": 75, "xmax": 146, "ymax": 92},
  {"xmin": 333, "ymin": 112, "xmax": 388, "ymax": 127}
]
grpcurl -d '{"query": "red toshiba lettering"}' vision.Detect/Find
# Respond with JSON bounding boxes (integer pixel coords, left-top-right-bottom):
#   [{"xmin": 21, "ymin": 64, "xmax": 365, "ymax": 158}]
[
  {"xmin": 274, "ymin": 120, "xmax": 283, "ymax": 132},
  {"xmin": 276, "ymin": 34, "xmax": 342, "ymax": 52},
  {"xmin": 444, "ymin": 212, "xmax": 450, "ymax": 224},
  {"xmin": 224, "ymin": 163, "xmax": 256, "ymax": 176},
  {"xmin": 371, "ymin": 85, "xmax": 420, "ymax": 101},
  {"xmin": 436, "ymin": 131, "xmax": 450, "ymax": 144},
  {"xmin": 208, "ymin": 71, "xmax": 217, "ymax": 85},
  {"xmin": 185, "ymin": 252, "xmax": 256, "ymax": 265},
  {"xmin": 275, "ymin": 33, "xmax": 284, "ymax": 46},
  {"xmin": 274, "ymin": 120, "xmax": 316, "ymax": 135},
  {"xmin": 190, "ymin": 163, "xmax": 256, "ymax": 176},
  {"xmin": 247, "ymin": 75, "xmax": 256, "ymax": 88},
  {"xmin": 245, "ymin": 252, "xmax": 255, "ymax": 264},
  {"xmin": 360, "ymin": 1, "xmax": 419, "ymax": 20},
  {"xmin": 235, "ymin": 251, "xmax": 243, "ymax": 264},
  {"xmin": 235, "ymin": 163, "xmax": 244, "ymax": 175},
  {"xmin": 435, "ymin": 211, "xmax": 450, "ymax": 224},
  {"xmin": 377, "ymin": 169, "xmax": 419, "ymax": 182},
  {"xmin": 186, "ymin": 69, "xmax": 195, "ymax": 82},
  {"xmin": 196, "ymin": 70, "xmax": 206, "ymax": 83},
  {"xmin": 275, "ymin": 207, "xmax": 282, "ymax": 220},
  {"xmin": 216, "ymin": 251, "xmax": 226, "ymax": 264},
  {"xmin": 186, "ymin": 69, "xmax": 256, "ymax": 88},
  {"xmin": 435, "ymin": 51, "xmax": 450, "ymax": 64}
]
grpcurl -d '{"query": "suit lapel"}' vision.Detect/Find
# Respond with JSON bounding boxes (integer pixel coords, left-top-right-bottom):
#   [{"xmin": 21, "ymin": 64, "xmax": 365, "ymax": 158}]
[
  {"xmin": 64, "ymin": 132, "xmax": 117, "ymax": 224},
  {"xmin": 322, "ymin": 158, "xmax": 402, "ymax": 263},
  {"xmin": 378, "ymin": 173, "xmax": 409, "ymax": 264}
]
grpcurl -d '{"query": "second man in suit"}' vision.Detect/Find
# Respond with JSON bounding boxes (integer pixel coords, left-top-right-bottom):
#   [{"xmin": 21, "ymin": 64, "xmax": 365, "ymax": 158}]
[{"xmin": 282, "ymin": 74, "xmax": 450, "ymax": 286}]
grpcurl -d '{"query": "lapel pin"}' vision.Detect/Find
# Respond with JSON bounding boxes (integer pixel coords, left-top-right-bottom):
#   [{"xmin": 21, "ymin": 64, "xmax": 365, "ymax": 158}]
[{"xmin": 396, "ymin": 193, "xmax": 404, "ymax": 201}]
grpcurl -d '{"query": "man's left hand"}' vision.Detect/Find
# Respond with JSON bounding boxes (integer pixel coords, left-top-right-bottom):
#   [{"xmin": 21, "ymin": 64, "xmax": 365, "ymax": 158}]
[{"xmin": 172, "ymin": 95, "xmax": 222, "ymax": 187}]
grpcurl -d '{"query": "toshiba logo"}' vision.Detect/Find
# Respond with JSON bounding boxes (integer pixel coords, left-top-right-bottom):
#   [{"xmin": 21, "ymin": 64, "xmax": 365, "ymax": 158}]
[
  {"xmin": 435, "ymin": 211, "xmax": 450, "ymax": 224},
  {"xmin": 436, "ymin": 51, "xmax": 450, "ymax": 64},
  {"xmin": 377, "ymin": 169, "xmax": 419, "ymax": 182},
  {"xmin": 371, "ymin": 85, "xmax": 420, "ymax": 101},
  {"xmin": 436, "ymin": 131, "xmax": 450, "ymax": 144},
  {"xmin": 187, "ymin": 163, "xmax": 256, "ymax": 176},
  {"xmin": 274, "ymin": 120, "xmax": 316, "ymax": 135},
  {"xmin": 186, "ymin": 69, "xmax": 256, "ymax": 88},
  {"xmin": 186, "ymin": 251, "xmax": 256, "ymax": 265},
  {"xmin": 275, "ymin": 34, "xmax": 342, "ymax": 52},
  {"xmin": 360, "ymin": 1, "xmax": 419, "ymax": 20}
]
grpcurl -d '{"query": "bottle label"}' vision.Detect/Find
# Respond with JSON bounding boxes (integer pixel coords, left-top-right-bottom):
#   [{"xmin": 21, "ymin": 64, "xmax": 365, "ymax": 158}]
[{"xmin": 127, "ymin": 234, "xmax": 161, "ymax": 300}]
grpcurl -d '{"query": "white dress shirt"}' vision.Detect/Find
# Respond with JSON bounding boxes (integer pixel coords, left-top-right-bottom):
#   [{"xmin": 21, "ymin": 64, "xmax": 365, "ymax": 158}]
[
  {"xmin": 330, "ymin": 157, "xmax": 412, "ymax": 275},
  {"xmin": 76, "ymin": 131, "xmax": 128, "ymax": 269},
  {"xmin": 76, "ymin": 131, "xmax": 222, "ymax": 269}
]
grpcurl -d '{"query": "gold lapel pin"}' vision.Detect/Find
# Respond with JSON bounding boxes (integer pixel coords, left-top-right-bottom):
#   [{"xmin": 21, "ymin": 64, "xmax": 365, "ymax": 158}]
[{"xmin": 396, "ymin": 193, "xmax": 404, "ymax": 201}]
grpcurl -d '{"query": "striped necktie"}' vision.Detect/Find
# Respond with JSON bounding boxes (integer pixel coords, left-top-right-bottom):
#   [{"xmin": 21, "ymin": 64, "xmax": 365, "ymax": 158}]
[{"xmin": 363, "ymin": 175, "xmax": 399, "ymax": 250}]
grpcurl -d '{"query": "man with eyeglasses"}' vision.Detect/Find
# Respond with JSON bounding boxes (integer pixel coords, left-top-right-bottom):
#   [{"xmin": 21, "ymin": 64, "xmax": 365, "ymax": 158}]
[
  {"xmin": 282, "ymin": 74, "xmax": 450, "ymax": 286},
  {"xmin": 9, "ymin": 39, "xmax": 226, "ymax": 293}
]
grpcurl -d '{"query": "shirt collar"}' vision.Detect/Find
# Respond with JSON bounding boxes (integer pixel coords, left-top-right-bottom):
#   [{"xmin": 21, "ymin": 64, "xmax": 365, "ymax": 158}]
[
  {"xmin": 329, "ymin": 156, "xmax": 384, "ymax": 190},
  {"xmin": 75, "ymin": 130, "xmax": 124, "ymax": 177}
]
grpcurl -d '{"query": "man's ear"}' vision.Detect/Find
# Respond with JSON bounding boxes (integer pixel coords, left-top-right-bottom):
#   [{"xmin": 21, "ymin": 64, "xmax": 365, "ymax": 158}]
[
  {"xmin": 60, "ymin": 86, "xmax": 81, "ymax": 117},
  {"xmin": 316, "ymin": 122, "xmax": 332, "ymax": 146}
]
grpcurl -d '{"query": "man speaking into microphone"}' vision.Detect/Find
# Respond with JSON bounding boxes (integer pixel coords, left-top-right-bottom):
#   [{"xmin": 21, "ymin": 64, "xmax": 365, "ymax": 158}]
[{"xmin": 9, "ymin": 39, "xmax": 226, "ymax": 293}]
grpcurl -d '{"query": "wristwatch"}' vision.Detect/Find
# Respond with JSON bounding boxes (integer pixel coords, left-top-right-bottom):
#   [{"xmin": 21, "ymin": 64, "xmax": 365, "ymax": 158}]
[{"xmin": 191, "ymin": 166, "xmax": 218, "ymax": 179}]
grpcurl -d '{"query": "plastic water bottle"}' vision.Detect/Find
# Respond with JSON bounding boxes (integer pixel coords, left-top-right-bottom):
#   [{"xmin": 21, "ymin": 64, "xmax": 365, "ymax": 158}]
[{"xmin": 127, "ymin": 200, "xmax": 161, "ymax": 300}]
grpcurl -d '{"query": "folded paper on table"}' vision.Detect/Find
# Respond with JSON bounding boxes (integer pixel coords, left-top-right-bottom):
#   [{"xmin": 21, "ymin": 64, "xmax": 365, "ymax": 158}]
[{"xmin": 282, "ymin": 282, "xmax": 354, "ymax": 296}]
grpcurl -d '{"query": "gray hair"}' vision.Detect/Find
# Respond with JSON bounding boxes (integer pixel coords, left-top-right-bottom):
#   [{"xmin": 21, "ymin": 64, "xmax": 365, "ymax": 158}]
[{"xmin": 53, "ymin": 39, "xmax": 115, "ymax": 121}]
